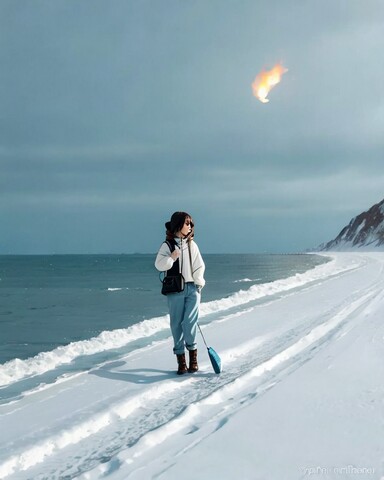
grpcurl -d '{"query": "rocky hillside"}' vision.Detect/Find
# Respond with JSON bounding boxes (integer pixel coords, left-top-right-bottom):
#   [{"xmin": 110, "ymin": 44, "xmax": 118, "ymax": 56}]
[{"xmin": 319, "ymin": 198, "xmax": 384, "ymax": 251}]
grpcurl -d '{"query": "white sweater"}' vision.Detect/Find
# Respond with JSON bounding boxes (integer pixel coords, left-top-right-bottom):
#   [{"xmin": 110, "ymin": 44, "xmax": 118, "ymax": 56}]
[{"xmin": 155, "ymin": 238, "xmax": 206, "ymax": 288}]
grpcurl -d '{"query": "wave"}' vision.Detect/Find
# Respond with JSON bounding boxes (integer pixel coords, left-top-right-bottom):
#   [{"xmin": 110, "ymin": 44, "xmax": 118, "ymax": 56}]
[
  {"xmin": 233, "ymin": 278, "xmax": 259, "ymax": 283},
  {"xmin": 0, "ymin": 316, "xmax": 169, "ymax": 387},
  {"xmin": 0, "ymin": 254, "xmax": 357, "ymax": 388}
]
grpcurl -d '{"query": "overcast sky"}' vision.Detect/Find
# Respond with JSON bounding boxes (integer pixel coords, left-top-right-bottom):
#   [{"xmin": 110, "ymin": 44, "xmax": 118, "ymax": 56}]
[{"xmin": 1, "ymin": 1, "xmax": 384, "ymax": 254}]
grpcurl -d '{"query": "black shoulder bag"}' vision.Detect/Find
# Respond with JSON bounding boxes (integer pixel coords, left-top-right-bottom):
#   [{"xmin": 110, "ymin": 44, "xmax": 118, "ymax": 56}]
[{"xmin": 161, "ymin": 240, "xmax": 185, "ymax": 295}]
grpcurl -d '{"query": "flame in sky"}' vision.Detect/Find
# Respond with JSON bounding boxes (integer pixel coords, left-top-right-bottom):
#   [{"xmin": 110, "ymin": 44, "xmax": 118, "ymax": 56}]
[{"xmin": 252, "ymin": 63, "xmax": 288, "ymax": 103}]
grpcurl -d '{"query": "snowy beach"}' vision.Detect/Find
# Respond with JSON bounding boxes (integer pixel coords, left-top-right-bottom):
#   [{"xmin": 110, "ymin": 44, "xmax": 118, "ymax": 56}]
[{"xmin": 1, "ymin": 252, "xmax": 383, "ymax": 479}]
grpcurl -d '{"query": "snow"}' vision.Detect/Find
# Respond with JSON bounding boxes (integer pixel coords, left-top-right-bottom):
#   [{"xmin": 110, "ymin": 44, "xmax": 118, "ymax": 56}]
[
  {"xmin": 1, "ymin": 252, "xmax": 384, "ymax": 480},
  {"xmin": 323, "ymin": 243, "xmax": 384, "ymax": 252}
]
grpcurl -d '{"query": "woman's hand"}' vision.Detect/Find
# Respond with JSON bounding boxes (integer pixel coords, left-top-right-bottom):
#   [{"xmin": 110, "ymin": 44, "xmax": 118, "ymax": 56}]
[{"xmin": 171, "ymin": 248, "xmax": 180, "ymax": 261}]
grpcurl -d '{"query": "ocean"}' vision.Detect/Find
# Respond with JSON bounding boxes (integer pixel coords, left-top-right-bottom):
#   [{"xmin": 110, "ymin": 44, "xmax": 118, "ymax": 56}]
[{"xmin": 0, "ymin": 253, "xmax": 328, "ymax": 402}]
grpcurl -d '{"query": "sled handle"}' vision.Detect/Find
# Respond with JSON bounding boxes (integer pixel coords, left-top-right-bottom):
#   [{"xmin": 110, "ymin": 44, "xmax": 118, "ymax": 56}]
[{"xmin": 197, "ymin": 323, "xmax": 208, "ymax": 349}]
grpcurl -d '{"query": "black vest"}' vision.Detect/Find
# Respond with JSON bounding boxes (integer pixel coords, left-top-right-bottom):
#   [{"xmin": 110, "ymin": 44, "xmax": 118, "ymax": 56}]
[{"xmin": 165, "ymin": 239, "xmax": 180, "ymax": 276}]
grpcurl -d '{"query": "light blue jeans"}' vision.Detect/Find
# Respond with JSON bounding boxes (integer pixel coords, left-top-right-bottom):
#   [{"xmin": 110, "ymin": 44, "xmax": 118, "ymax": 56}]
[{"xmin": 167, "ymin": 282, "xmax": 200, "ymax": 355}]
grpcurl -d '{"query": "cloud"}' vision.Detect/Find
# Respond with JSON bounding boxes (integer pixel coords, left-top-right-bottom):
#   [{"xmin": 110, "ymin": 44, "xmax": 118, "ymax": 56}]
[
  {"xmin": 0, "ymin": 143, "xmax": 163, "ymax": 163},
  {"xmin": 1, "ymin": 0, "xmax": 384, "ymax": 252}
]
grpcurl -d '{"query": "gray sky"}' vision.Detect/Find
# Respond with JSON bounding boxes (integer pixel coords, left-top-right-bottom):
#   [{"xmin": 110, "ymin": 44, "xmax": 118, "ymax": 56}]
[{"xmin": 2, "ymin": 1, "xmax": 384, "ymax": 254}]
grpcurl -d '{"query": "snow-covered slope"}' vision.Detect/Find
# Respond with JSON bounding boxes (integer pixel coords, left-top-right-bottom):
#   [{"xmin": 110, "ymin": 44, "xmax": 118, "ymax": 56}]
[
  {"xmin": 1, "ymin": 253, "xmax": 384, "ymax": 479},
  {"xmin": 319, "ymin": 198, "xmax": 384, "ymax": 251}
]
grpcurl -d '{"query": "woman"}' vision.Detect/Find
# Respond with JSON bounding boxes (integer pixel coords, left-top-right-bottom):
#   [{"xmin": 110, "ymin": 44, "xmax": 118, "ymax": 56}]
[{"xmin": 155, "ymin": 211, "xmax": 205, "ymax": 375}]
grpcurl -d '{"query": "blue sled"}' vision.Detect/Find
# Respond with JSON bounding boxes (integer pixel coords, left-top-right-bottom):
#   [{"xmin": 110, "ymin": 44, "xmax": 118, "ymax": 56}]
[{"xmin": 207, "ymin": 346, "xmax": 222, "ymax": 374}]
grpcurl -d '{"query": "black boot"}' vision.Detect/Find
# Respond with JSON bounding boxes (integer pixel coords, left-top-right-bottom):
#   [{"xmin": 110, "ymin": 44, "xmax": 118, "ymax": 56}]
[
  {"xmin": 176, "ymin": 354, "xmax": 188, "ymax": 375},
  {"xmin": 188, "ymin": 349, "xmax": 198, "ymax": 373}
]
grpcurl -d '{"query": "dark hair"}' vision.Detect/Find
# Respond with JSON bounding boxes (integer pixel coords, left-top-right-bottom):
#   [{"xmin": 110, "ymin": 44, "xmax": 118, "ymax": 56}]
[{"xmin": 165, "ymin": 211, "xmax": 194, "ymax": 241}]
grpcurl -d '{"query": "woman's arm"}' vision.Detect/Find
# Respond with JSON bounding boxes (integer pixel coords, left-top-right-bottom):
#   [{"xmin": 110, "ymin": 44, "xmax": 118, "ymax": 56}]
[
  {"xmin": 191, "ymin": 242, "xmax": 205, "ymax": 288},
  {"xmin": 155, "ymin": 242, "xmax": 176, "ymax": 272}
]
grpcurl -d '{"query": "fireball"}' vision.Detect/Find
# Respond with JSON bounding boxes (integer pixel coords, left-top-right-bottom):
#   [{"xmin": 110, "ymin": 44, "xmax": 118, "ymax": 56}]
[{"xmin": 252, "ymin": 63, "xmax": 288, "ymax": 103}]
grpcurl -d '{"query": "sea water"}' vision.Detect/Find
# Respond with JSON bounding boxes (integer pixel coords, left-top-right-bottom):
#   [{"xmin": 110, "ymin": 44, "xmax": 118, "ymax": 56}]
[{"xmin": 0, "ymin": 253, "xmax": 327, "ymax": 366}]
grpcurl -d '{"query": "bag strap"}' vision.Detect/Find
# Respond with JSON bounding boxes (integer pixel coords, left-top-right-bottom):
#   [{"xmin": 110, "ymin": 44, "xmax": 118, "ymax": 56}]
[
  {"xmin": 165, "ymin": 240, "xmax": 174, "ymax": 252},
  {"xmin": 164, "ymin": 239, "xmax": 182, "ymax": 276}
]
